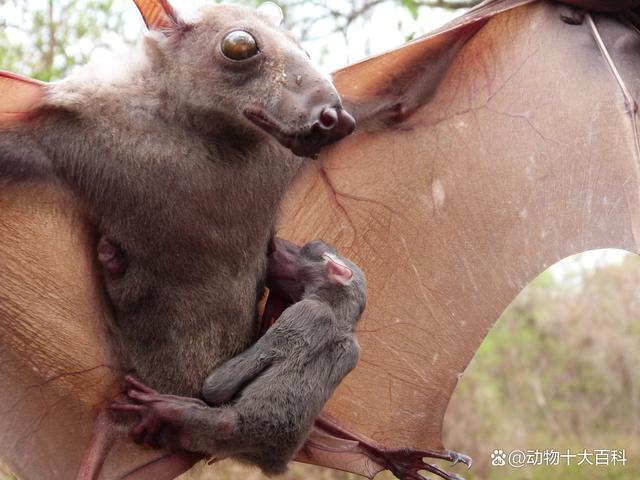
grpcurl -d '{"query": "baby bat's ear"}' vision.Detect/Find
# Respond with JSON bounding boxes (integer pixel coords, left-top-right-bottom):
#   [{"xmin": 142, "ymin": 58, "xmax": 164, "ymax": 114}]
[
  {"xmin": 0, "ymin": 71, "xmax": 48, "ymax": 125},
  {"xmin": 132, "ymin": 0, "xmax": 181, "ymax": 31},
  {"xmin": 257, "ymin": 2, "xmax": 284, "ymax": 27},
  {"xmin": 323, "ymin": 253, "xmax": 354, "ymax": 286}
]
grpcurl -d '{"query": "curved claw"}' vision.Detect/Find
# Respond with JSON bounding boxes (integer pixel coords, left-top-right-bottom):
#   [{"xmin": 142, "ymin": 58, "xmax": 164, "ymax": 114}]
[
  {"xmin": 399, "ymin": 461, "xmax": 466, "ymax": 480},
  {"xmin": 368, "ymin": 447, "xmax": 471, "ymax": 480},
  {"xmin": 445, "ymin": 449, "xmax": 473, "ymax": 469}
]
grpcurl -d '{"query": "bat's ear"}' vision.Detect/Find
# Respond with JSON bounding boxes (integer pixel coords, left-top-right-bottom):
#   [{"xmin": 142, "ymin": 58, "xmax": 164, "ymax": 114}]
[
  {"xmin": 0, "ymin": 71, "xmax": 48, "ymax": 125},
  {"xmin": 323, "ymin": 253, "xmax": 354, "ymax": 286},
  {"xmin": 257, "ymin": 2, "xmax": 284, "ymax": 27},
  {"xmin": 132, "ymin": 0, "xmax": 181, "ymax": 31}
]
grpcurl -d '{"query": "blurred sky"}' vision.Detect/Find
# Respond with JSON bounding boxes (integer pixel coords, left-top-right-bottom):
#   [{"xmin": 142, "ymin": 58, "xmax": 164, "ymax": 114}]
[
  {"xmin": 0, "ymin": 0, "xmax": 466, "ymax": 74},
  {"xmin": 50, "ymin": 0, "xmax": 464, "ymax": 73},
  {"xmin": 168, "ymin": 1, "xmax": 463, "ymax": 72}
]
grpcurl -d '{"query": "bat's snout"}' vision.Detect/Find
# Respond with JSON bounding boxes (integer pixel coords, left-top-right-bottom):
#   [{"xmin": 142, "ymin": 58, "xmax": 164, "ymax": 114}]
[
  {"xmin": 244, "ymin": 62, "xmax": 356, "ymax": 157},
  {"xmin": 315, "ymin": 106, "xmax": 355, "ymax": 135},
  {"xmin": 296, "ymin": 104, "xmax": 355, "ymax": 156},
  {"xmin": 244, "ymin": 103, "xmax": 356, "ymax": 157}
]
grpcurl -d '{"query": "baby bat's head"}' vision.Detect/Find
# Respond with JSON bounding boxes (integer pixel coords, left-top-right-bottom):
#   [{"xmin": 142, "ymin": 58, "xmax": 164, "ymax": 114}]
[
  {"xmin": 267, "ymin": 238, "xmax": 366, "ymax": 322},
  {"xmin": 139, "ymin": 1, "xmax": 355, "ymax": 156},
  {"xmin": 298, "ymin": 240, "xmax": 367, "ymax": 318}
]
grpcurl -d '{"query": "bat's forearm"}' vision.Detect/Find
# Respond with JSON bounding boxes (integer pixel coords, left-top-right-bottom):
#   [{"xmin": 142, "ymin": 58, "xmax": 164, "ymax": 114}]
[{"xmin": 201, "ymin": 340, "xmax": 275, "ymax": 405}]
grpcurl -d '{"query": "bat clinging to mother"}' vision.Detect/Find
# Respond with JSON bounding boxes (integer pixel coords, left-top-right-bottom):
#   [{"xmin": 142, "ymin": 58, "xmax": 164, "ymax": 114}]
[{"xmin": 113, "ymin": 239, "xmax": 366, "ymax": 476}]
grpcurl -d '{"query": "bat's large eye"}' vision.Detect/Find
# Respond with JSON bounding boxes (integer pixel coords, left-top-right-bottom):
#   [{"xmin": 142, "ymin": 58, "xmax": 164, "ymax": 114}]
[{"xmin": 221, "ymin": 30, "xmax": 259, "ymax": 61}]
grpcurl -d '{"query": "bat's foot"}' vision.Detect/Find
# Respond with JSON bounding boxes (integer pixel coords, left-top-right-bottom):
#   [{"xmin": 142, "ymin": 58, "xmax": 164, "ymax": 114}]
[
  {"xmin": 110, "ymin": 375, "xmax": 207, "ymax": 448},
  {"xmin": 312, "ymin": 412, "xmax": 472, "ymax": 480},
  {"xmin": 380, "ymin": 447, "xmax": 470, "ymax": 480}
]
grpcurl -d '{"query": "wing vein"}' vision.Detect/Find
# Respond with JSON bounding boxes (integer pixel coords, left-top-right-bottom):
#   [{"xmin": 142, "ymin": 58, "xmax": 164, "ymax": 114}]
[{"xmin": 587, "ymin": 12, "xmax": 640, "ymax": 249}]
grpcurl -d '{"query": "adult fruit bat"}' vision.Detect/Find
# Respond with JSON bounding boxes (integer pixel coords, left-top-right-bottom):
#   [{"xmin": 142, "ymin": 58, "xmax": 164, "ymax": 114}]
[
  {"xmin": 0, "ymin": 0, "xmax": 355, "ymax": 477},
  {"xmin": 1, "ymin": 0, "xmax": 640, "ymax": 479},
  {"xmin": 2, "ymin": 0, "xmax": 355, "ymax": 396},
  {"xmin": 112, "ymin": 239, "xmax": 366, "ymax": 476}
]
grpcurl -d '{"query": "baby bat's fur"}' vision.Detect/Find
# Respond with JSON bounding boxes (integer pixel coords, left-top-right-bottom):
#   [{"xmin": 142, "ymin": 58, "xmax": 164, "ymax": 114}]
[
  {"xmin": 115, "ymin": 240, "xmax": 367, "ymax": 475},
  {"xmin": 0, "ymin": 2, "xmax": 354, "ymax": 396}
]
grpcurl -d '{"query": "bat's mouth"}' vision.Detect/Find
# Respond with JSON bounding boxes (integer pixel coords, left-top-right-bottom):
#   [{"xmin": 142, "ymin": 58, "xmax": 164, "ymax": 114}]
[{"xmin": 244, "ymin": 106, "xmax": 355, "ymax": 157}]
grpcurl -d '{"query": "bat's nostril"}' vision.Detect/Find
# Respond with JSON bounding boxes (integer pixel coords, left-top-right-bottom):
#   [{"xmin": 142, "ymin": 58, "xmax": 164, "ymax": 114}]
[
  {"xmin": 319, "ymin": 107, "xmax": 339, "ymax": 130},
  {"xmin": 336, "ymin": 108, "xmax": 356, "ymax": 136}
]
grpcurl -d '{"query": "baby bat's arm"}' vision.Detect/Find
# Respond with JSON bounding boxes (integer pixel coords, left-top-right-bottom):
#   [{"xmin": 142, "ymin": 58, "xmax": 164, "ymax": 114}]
[
  {"xmin": 202, "ymin": 300, "xmax": 325, "ymax": 405},
  {"xmin": 201, "ymin": 335, "xmax": 278, "ymax": 405},
  {"xmin": 328, "ymin": 336, "xmax": 361, "ymax": 386}
]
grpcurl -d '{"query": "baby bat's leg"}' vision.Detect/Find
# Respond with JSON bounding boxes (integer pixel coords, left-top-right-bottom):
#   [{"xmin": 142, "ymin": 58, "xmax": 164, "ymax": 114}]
[{"xmin": 112, "ymin": 375, "xmax": 239, "ymax": 454}]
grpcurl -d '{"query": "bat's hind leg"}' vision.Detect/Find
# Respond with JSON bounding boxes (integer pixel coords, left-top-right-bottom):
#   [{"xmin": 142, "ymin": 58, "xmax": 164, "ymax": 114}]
[{"xmin": 312, "ymin": 412, "xmax": 472, "ymax": 480}]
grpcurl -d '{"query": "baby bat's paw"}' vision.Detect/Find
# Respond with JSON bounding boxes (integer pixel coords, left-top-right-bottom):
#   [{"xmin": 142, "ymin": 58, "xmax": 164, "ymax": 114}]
[{"xmin": 111, "ymin": 375, "xmax": 207, "ymax": 449}]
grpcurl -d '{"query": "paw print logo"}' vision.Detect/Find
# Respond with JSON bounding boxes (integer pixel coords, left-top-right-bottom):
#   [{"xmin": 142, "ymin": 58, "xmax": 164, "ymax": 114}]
[{"xmin": 491, "ymin": 449, "xmax": 507, "ymax": 466}]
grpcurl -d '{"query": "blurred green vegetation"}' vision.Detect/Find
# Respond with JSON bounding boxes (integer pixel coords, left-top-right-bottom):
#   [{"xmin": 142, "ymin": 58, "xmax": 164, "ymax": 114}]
[
  {"xmin": 444, "ymin": 252, "xmax": 640, "ymax": 479},
  {"xmin": 0, "ymin": 0, "xmax": 134, "ymax": 81},
  {"xmin": 0, "ymin": 0, "xmax": 482, "ymax": 80}
]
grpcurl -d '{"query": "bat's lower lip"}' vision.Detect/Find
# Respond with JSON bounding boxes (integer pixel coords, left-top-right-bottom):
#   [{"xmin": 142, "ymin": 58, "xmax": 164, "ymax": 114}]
[
  {"xmin": 244, "ymin": 107, "xmax": 321, "ymax": 156},
  {"xmin": 243, "ymin": 107, "xmax": 352, "ymax": 157}
]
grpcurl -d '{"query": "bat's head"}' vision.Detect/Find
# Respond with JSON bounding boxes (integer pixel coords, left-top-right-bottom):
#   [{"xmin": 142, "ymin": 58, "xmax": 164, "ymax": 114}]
[
  {"xmin": 300, "ymin": 240, "xmax": 367, "ymax": 319},
  {"xmin": 135, "ymin": 0, "xmax": 355, "ymax": 157},
  {"xmin": 267, "ymin": 238, "xmax": 366, "ymax": 321}
]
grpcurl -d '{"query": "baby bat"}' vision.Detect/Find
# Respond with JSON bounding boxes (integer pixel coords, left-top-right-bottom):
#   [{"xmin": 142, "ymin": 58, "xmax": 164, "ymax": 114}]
[
  {"xmin": 112, "ymin": 239, "xmax": 367, "ymax": 475},
  {"xmin": 0, "ymin": 0, "xmax": 355, "ymax": 401}
]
